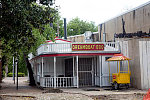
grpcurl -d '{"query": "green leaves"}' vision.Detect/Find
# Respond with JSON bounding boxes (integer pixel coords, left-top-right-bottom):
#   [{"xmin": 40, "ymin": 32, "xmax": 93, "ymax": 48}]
[
  {"xmin": 0, "ymin": 0, "xmax": 57, "ymax": 55},
  {"xmin": 67, "ymin": 17, "xmax": 97, "ymax": 36},
  {"xmin": 0, "ymin": 0, "xmax": 57, "ymax": 73},
  {"xmin": 39, "ymin": 0, "xmax": 54, "ymax": 6}
]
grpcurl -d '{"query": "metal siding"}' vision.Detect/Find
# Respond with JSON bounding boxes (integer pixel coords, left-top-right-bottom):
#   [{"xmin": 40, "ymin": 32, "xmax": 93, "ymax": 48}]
[
  {"xmin": 139, "ymin": 41, "xmax": 150, "ymax": 89},
  {"xmin": 147, "ymin": 41, "xmax": 150, "ymax": 88}
]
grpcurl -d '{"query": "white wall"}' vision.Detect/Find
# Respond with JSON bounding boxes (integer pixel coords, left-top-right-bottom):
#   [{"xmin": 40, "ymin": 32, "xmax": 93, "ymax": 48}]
[
  {"xmin": 101, "ymin": 55, "xmax": 118, "ymax": 87},
  {"xmin": 43, "ymin": 57, "xmax": 65, "ymax": 77},
  {"xmin": 119, "ymin": 41, "xmax": 129, "ymax": 72},
  {"xmin": 139, "ymin": 41, "xmax": 150, "ymax": 89},
  {"xmin": 95, "ymin": 56, "xmax": 100, "ymax": 86},
  {"xmin": 95, "ymin": 55, "xmax": 118, "ymax": 87}
]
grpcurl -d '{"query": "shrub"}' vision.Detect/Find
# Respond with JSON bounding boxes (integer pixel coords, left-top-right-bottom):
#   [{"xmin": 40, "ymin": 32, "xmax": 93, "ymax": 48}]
[
  {"xmin": 2, "ymin": 70, "xmax": 5, "ymax": 78},
  {"xmin": 7, "ymin": 72, "xmax": 25, "ymax": 77},
  {"xmin": 7, "ymin": 73, "xmax": 13, "ymax": 77}
]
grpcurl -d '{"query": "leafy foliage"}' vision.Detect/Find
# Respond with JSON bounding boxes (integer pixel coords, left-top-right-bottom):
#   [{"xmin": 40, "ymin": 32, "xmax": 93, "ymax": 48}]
[
  {"xmin": 0, "ymin": 0, "xmax": 57, "ymax": 55},
  {"xmin": 67, "ymin": 17, "xmax": 97, "ymax": 36},
  {"xmin": 0, "ymin": 0, "xmax": 58, "ymax": 81},
  {"xmin": 7, "ymin": 72, "xmax": 25, "ymax": 77}
]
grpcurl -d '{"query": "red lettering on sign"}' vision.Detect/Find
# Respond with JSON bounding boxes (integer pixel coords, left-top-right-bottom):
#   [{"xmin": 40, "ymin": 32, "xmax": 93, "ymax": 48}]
[{"xmin": 72, "ymin": 44, "xmax": 104, "ymax": 51}]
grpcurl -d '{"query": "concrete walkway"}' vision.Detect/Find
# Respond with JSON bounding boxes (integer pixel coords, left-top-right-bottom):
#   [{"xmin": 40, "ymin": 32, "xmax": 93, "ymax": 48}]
[{"xmin": 0, "ymin": 77, "xmax": 147, "ymax": 100}]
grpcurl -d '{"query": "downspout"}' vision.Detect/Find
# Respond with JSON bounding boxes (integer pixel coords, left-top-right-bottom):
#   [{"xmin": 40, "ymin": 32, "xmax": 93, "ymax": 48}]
[{"xmin": 103, "ymin": 23, "xmax": 106, "ymax": 42}]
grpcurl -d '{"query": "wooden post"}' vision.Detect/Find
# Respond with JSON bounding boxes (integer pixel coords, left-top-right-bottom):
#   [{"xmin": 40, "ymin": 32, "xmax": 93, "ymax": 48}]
[
  {"xmin": 92, "ymin": 57, "xmax": 94, "ymax": 86},
  {"xmin": 119, "ymin": 61, "xmax": 120, "ymax": 73},
  {"xmin": 42, "ymin": 57, "xmax": 43, "ymax": 77},
  {"xmin": 73, "ymin": 56, "xmax": 75, "ymax": 86},
  {"xmin": 73, "ymin": 56, "xmax": 75, "ymax": 77},
  {"xmin": 99, "ymin": 56, "xmax": 102, "ymax": 87},
  {"xmin": 15, "ymin": 59, "xmax": 18, "ymax": 90},
  {"xmin": 128, "ymin": 60, "xmax": 130, "ymax": 73},
  {"xmin": 117, "ymin": 61, "xmax": 118, "ymax": 73},
  {"xmin": 76, "ymin": 56, "xmax": 79, "ymax": 88},
  {"xmin": 15, "ymin": 59, "xmax": 17, "ymax": 86},
  {"xmin": 108, "ymin": 62, "xmax": 110, "ymax": 83},
  {"xmin": 13, "ymin": 57, "xmax": 15, "ymax": 84},
  {"xmin": 54, "ymin": 57, "xmax": 56, "ymax": 88}
]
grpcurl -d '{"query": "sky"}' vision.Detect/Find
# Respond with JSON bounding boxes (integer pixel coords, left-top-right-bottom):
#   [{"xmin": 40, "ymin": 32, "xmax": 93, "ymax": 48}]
[{"xmin": 55, "ymin": 0, "xmax": 150, "ymax": 25}]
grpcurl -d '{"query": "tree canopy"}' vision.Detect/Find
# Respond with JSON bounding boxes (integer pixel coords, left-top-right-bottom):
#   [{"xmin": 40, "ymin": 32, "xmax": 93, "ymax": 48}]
[
  {"xmin": 0, "ymin": 0, "xmax": 57, "ymax": 56},
  {"xmin": 67, "ymin": 17, "xmax": 97, "ymax": 36},
  {"xmin": 0, "ymin": 0, "xmax": 58, "ymax": 85}
]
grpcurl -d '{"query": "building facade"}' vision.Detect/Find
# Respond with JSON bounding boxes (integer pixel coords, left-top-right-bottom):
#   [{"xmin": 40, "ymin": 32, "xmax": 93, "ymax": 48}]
[
  {"xmin": 98, "ymin": 1, "xmax": 150, "ymax": 89},
  {"xmin": 66, "ymin": 2, "xmax": 150, "ymax": 89},
  {"xmin": 29, "ymin": 38, "xmax": 120, "ymax": 88}
]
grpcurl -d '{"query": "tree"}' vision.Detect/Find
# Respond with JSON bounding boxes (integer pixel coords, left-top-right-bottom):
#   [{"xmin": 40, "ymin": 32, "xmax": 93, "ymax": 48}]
[
  {"xmin": 0, "ymin": 0, "xmax": 57, "ymax": 85},
  {"xmin": 67, "ymin": 17, "xmax": 97, "ymax": 36}
]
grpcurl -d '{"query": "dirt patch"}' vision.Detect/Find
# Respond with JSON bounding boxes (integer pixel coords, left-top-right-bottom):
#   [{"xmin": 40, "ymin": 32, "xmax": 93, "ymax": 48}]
[
  {"xmin": 0, "ymin": 95, "xmax": 36, "ymax": 100},
  {"xmin": 42, "ymin": 88, "xmax": 63, "ymax": 93},
  {"xmin": 83, "ymin": 89, "xmax": 100, "ymax": 91},
  {"xmin": 90, "ymin": 93, "xmax": 145, "ymax": 100}
]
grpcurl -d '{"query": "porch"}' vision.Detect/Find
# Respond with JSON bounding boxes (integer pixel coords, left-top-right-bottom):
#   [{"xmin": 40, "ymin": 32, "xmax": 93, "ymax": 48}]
[
  {"xmin": 32, "ymin": 56, "xmax": 80, "ymax": 88},
  {"xmin": 29, "ymin": 41, "xmax": 120, "ymax": 88},
  {"xmin": 32, "ymin": 55, "xmax": 117, "ymax": 88}
]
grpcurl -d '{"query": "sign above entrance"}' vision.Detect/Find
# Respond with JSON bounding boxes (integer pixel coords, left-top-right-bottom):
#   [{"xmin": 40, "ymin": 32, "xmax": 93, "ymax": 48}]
[{"xmin": 72, "ymin": 43, "xmax": 104, "ymax": 51}]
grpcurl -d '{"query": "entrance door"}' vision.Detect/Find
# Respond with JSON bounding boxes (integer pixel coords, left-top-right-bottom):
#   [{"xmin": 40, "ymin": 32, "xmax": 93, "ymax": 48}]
[
  {"xmin": 78, "ymin": 58, "xmax": 93, "ymax": 87},
  {"xmin": 65, "ymin": 59, "xmax": 73, "ymax": 77}
]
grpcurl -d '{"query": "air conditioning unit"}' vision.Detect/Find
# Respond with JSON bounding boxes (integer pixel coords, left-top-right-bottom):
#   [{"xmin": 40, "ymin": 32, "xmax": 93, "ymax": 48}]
[{"xmin": 84, "ymin": 31, "xmax": 93, "ymax": 42}]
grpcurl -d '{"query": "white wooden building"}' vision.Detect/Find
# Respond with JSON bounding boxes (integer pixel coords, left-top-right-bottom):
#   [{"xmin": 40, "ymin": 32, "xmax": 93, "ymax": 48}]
[{"xmin": 29, "ymin": 38, "xmax": 121, "ymax": 88}]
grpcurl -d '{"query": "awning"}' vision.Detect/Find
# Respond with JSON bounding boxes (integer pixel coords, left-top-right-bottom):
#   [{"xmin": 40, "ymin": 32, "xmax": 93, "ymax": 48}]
[{"xmin": 107, "ymin": 54, "xmax": 131, "ymax": 61}]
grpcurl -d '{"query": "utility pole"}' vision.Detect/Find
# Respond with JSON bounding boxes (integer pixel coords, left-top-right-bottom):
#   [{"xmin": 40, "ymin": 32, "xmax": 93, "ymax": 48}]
[{"xmin": 64, "ymin": 18, "xmax": 67, "ymax": 39}]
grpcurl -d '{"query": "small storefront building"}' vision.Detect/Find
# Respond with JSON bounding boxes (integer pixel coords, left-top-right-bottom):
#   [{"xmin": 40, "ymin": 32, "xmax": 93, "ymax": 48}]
[{"xmin": 29, "ymin": 38, "xmax": 120, "ymax": 88}]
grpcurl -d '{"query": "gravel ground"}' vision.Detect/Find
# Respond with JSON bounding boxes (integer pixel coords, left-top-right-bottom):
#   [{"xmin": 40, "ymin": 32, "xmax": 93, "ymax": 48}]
[{"xmin": 0, "ymin": 77, "xmax": 148, "ymax": 100}]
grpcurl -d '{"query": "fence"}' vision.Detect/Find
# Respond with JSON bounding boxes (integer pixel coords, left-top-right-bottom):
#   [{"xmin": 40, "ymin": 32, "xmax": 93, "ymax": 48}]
[{"xmin": 40, "ymin": 77, "xmax": 75, "ymax": 88}]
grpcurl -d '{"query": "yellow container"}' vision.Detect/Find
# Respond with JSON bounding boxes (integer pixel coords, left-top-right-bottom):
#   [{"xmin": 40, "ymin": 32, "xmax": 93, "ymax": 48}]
[{"xmin": 112, "ymin": 73, "xmax": 130, "ymax": 84}]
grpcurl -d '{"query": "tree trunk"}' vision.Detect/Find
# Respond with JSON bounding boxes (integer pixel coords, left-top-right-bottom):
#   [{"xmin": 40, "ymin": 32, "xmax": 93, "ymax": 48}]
[
  {"xmin": 0, "ymin": 60, "xmax": 2, "ymax": 83},
  {"xmin": 23, "ymin": 54, "xmax": 35, "ymax": 86}
]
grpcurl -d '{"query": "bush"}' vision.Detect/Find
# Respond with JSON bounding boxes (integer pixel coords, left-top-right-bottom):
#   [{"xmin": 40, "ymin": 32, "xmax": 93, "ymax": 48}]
[
  {"xmin": 7, "ymin": 72, "xmax": 25, "ymax": 77},
  {"xmin": 2, "ymin": 70, "xmax": 5, "ymax": 78},
  {"xmin": 7, "ymin": 73, "xmax": 13, "ymax": 77}
]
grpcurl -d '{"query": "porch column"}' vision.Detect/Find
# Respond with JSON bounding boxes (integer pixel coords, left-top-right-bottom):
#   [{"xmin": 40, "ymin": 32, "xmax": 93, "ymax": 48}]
[
  {"xmin": 54, "ymin": 57, "xmax": 56, "ymax": 88},
  {"xmin": 42, "ymin": 57, "xmax": 44, "ymax": 77},
  {"xmin": 73, "ymin": 56, "xmax": 75, "ymax": 87},
  {"xmin": 73, "ymin": 56, "xmax": 75, "ymax": 77},
  {"xmin": 99, "ymin": 56, "xmax": 102, "ymax": 87},
  {"xmin": 76, "ymin": 56, "xmax": 79, "ymax": 88},
  {"xmin": 92, "ymin": 57, "xmax": 94, "ymax": 86}
]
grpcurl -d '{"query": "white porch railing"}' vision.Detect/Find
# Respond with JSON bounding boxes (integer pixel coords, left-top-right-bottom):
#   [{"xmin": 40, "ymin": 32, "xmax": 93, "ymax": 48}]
[
  {"xmin": 40, "ymin": 77, "xmax": 76, "ymax": 88},
  {"xmin": 37, "ymin": 42, "xmax": 120, "ymax": 55},
  {"xmin": 37, "ymin": 43, "xmax": 71, "ymax": 55}
]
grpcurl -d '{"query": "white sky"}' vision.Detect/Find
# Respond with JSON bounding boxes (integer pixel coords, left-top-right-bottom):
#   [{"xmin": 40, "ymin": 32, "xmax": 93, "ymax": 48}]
[{"xmin": 55, "ymin": 0, "xmax": 150, "ymax": 25}]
